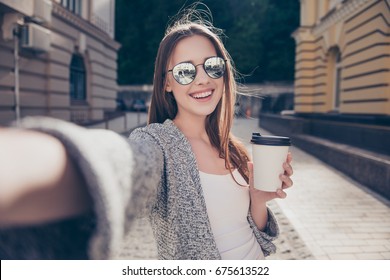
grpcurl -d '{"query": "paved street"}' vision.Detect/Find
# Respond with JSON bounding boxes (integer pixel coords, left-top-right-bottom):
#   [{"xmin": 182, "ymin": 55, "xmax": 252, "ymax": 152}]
[{"xmin": 116, "ymin": 117, "xmax": 390, "ymax": 260}]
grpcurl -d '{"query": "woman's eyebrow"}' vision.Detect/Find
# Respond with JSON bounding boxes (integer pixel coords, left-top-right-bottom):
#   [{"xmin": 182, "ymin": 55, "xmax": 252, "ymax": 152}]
[{"xmin": 177, "ymin": 59, "xmax": 193, "ymax": 64}]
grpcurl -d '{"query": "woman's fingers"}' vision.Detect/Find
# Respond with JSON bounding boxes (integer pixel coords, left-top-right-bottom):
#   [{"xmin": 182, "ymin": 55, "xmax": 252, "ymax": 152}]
[
  {"xmin": 283, "ymin": 161, "xmax": 293, "ymax": 176},
  {"xmin": 276, "ymin": 188, "xmax": 287, "ymax": 199},
  {"xmin": 280, "ymin": 174, "xmax": 293, "ymax": 189},
  {"xmin": 281, "ymin": 152, "xmax": 294, "ymax": 190},
  {"xmin": 284, "ymin": 152, "xmax": 293, "ymax": 176},
  {"xmin": 287, "ymin": 152, "xmax": 293, "ymax": 163}
]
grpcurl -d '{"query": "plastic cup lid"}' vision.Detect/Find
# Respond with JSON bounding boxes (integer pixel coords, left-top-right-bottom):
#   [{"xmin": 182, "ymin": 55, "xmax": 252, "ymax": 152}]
[{"xmin": 250, "ymin": 132, "xmax": 291, "ymax": 146}]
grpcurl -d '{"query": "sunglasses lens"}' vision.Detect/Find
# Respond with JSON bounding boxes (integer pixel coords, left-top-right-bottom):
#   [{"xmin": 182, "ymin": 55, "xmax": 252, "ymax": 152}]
[
  {"xmin": 172, "ymin": 63, "xmax": 196, "ymax": 85},
  {"xmin": 204, "ymin": 57, "xmax": 226, "ymax": 79}
]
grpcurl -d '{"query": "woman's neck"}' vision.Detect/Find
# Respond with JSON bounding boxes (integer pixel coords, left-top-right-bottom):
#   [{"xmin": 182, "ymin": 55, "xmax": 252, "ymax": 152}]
[{"xmin": 173, "ymin": 114, "xmax": 208, "ymax": 141}]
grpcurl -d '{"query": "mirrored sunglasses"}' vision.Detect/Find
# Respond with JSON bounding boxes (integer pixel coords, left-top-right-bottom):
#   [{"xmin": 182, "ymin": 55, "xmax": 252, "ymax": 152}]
[{"xmin": 167, "ymin": 56, "xmax": 226, "ymax": 85}]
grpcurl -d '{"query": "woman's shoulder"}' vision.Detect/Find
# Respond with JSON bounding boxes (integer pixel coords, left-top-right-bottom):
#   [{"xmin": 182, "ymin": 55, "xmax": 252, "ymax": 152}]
[
  {"xmin": 129, "ymin": 119, "xmax": 179, "ymax": 140},
  {"xmin": 129, "ymin": 119, "xmax": 190, "ymax": 153}
]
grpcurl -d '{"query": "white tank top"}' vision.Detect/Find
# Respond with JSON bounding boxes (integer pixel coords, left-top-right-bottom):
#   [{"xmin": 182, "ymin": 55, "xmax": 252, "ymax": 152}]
[{"xmin": 199, "ymin": 169, "xmax": 264, "ymax": 260}]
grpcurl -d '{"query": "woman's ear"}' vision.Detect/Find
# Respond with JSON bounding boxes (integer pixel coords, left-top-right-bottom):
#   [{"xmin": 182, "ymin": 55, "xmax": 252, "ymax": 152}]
[{"xmin": 165, "ymin": 80, "xmax": 172, "ymax": 93}]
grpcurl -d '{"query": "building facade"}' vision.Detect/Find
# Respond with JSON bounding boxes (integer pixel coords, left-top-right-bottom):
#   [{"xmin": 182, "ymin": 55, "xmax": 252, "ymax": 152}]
[
  {"xmin": 292, "ymin": 0, "xmax": 390, "ymax": 117},
  {"xmin": 0, "ymin": 0, "xmax": 119, "ymax": 125}
]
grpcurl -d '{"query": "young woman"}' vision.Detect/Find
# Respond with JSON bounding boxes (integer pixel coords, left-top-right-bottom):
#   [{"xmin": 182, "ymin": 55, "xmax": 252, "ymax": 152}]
[{"xmin": 0, "ymin": 11, "xmax": 293, "ymax": 260}]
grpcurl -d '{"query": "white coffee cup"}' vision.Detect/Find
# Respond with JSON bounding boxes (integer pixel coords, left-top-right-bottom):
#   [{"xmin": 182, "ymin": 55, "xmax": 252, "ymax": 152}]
[{"xmin": 251, "ymin": 133, "xmax": 291, "ymax": 192}]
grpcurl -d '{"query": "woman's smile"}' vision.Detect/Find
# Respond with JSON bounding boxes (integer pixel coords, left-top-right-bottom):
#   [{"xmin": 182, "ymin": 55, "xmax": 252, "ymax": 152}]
[{"xmin": 189, "ymin": 89, "xmax": 214, "ymax": 101}]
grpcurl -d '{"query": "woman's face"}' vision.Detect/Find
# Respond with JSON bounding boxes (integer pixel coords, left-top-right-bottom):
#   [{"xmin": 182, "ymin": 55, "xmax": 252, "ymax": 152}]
[{"xmin": 165, "ymin": 35, "xmax": 224, "ymax": 121}]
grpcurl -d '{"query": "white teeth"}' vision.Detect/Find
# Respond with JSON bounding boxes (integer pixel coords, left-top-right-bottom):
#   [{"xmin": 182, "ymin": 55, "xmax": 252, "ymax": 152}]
[{"xmin": 191, "ymin": 91, "xmax": 212, "ymax": 99}]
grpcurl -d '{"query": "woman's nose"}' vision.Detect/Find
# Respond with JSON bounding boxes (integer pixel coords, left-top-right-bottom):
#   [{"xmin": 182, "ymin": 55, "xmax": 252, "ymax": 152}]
[{"xmin": 194, "ymin": 65, "xmax": 210, "ymax": 85}]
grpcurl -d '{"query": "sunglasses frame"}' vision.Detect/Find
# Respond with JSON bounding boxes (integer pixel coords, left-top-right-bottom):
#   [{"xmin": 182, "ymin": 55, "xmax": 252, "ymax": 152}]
[{"xmin": 166, "ymin": 56, "xmax": 227, "ymax": 85}]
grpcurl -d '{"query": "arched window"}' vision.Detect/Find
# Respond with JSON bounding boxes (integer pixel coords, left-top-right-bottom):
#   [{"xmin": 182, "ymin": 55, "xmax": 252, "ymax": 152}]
[{"xmin": 70, "ymin": 53, "xmax": 86, "ymax": 103}]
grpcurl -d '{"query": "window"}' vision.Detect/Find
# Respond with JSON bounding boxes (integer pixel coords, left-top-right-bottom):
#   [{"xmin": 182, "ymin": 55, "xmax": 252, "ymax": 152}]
[
  {"xmin": 60, "ymin": 0, "xmax": 82, "ymax": 16},
  {"xmin": 328, "ymin": 47, "xmax": 342, "ymax": 111},
  {"xmin": 70, "ymin": 53, "xmax": 86, "ymax": 103},
  {"xmin": 334, "ymin": 50, "xmax": 342, "ymax": 110}
]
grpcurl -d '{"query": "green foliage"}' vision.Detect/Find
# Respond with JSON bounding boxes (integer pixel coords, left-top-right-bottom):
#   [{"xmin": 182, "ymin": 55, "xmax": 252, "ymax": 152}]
[{"xmin": 115, "ymin": 0, "xmax": 299, "ymax": 84}]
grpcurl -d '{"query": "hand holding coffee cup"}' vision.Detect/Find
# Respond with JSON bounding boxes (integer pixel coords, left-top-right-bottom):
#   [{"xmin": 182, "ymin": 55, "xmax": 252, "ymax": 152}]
[{"xmin": 250, "ymin": 133, "xmax": 292, "ymax": 193}]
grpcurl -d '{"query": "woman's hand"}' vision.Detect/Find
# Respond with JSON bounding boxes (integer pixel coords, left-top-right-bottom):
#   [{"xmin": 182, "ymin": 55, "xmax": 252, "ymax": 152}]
[
  {"xmin": 0, "ymin": 128, "xmax": 91, "ymax": 227},
  {"xmin": 247, "ymin": 152, "xmax": 293, "ymax": 230},
  {"xmin": 248, "ymin": 152, "xmax": 294, "ymax": 204}
]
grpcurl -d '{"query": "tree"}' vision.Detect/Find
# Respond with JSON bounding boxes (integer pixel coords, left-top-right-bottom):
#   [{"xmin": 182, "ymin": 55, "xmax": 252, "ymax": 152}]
[
  {"xmin": 115, "ymin": 0, "xmax": 299, "ymax": 85},
  {"xmin": 259, "ymin": 0, "xmax": 300, "ymax": 82}
]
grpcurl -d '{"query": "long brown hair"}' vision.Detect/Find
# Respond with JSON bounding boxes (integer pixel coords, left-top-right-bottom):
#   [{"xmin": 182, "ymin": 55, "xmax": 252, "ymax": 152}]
[{"xmin": 148, "ymin": 16, "xmax": 250, "ymax": 184}]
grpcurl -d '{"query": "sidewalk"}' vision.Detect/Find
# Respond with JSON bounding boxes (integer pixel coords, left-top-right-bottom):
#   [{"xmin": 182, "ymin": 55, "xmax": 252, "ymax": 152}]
[{"xmin": 232, "ymin": 117, "xmax": 390, "ymax": 260}]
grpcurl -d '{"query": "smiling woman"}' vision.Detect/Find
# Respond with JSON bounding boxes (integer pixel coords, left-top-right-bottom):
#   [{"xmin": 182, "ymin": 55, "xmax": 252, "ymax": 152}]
[
  {"xmin": 0, "ymin": 3, "xmax": 293, "ymax": 260},
  {"xmin": 164, "ymin": 35, "xmax": 224, "ymax": 119}
]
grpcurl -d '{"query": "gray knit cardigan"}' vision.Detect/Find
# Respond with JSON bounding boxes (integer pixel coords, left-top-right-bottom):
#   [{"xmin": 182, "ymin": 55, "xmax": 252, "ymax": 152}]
[
  {"xmin": 1, "ymin": 117, "xmax": 279, "ymax": 260},
  {"xmin": 129, "ymin": 119, "xmax": 279, "ymax": 259}
]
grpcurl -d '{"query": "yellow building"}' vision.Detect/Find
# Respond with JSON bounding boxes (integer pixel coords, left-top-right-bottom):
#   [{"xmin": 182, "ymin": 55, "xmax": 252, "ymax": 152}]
[{"xmin": 292, "ymin": 0, "xmax": 390, "ymax": 116}]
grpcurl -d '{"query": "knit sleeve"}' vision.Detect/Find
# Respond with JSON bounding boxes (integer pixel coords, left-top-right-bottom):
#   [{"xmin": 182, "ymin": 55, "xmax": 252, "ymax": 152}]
[
  {"xmin": 247, "ymin": 207, "xmax": 279, "ymax": 257},
  {"xmin": 126, "ymin": 127, "xmax": 164, "ymax": 224},
  {"xmin": 16, "ymin": 117, "xmax": 163, "ymax": 259}
]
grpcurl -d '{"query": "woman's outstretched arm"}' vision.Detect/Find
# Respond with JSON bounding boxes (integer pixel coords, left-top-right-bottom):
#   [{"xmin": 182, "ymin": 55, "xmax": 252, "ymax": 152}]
[
  {"xmin": 0, "ymin": 128, "xmax": 92, "ymax": 227},
  {"xmin": 0, "ymin": 117, "xmax": 163, "ymax": 259}
]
